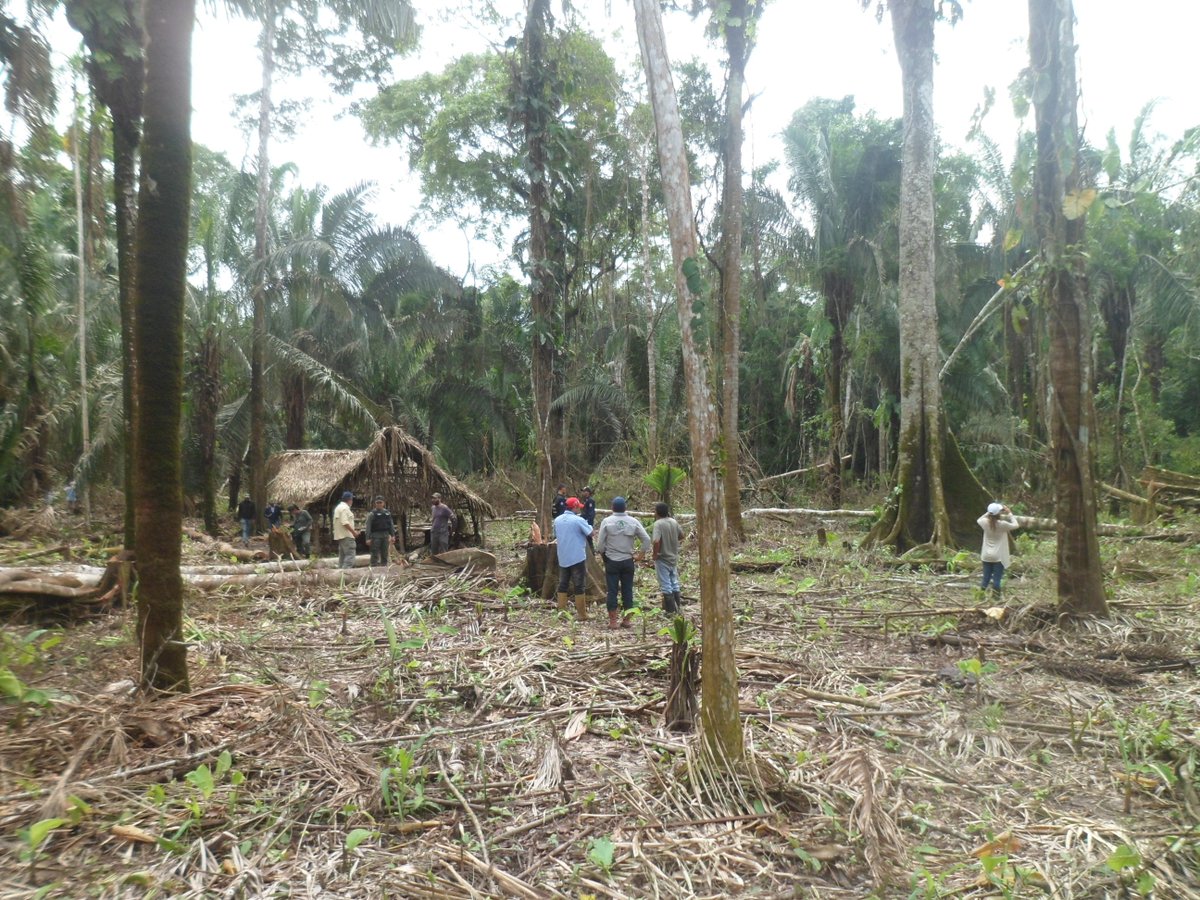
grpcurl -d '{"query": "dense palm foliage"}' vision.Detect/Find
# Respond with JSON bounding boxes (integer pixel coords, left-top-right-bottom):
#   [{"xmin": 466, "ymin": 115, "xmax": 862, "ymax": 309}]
[{"xmin": 1, "ymin": 3, "xmax": 1198, "ymax": 525}]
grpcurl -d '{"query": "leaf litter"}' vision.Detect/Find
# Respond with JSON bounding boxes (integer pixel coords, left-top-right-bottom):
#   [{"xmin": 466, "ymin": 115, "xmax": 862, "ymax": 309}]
[{"xmin": 0, "ymin": 518, "xmax": 1198, "ymax": 897}]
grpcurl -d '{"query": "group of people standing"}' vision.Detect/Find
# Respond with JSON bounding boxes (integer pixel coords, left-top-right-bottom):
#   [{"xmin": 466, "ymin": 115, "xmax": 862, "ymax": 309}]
[
  {"xmin": 238, "ymin": 491, "xmax": 456, "ymax": 567},
  {"xmin": 236, "ymin": 496, "xmax": 312, "ymax": 554},
  {"xmin": 552, "ymin": 484, "xmax": 685, "ymax": 630}
]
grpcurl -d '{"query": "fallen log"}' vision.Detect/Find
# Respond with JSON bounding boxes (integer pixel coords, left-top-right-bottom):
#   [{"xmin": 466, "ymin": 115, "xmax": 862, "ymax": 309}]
[{"xmin": 1013, "ymin": 516, "xmax": 1198, "ymax": 542}]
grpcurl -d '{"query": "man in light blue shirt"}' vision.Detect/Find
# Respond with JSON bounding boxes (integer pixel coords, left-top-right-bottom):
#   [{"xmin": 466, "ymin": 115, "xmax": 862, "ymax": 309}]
[{"xmin": 554, "ymin": 497, "xmax": 595, "ymax": 620}]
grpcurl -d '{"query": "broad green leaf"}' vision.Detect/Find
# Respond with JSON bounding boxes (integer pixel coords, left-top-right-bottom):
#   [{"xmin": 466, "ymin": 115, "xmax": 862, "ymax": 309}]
[
  {"xmin": 1106, "ymin": 843, "xmax": 1141, "ymax": 871},
  {"xmin": 26, "ymin": 818, "xmax": 67, "ymax": 849},
  {"xmin": 1062, "ymin": 188, "xmax": 1098, "ymax": 220},
  {"xmin": 184, "ymin": 764, "xmax": 215, "ymax": 799},
  {"xmin": 588, "ymin": 835, "xmax": 615, "ymax": 870},
  {"xmin": 1002, "ymin": 228, "xmax": 1023, "ymax": 252},
  {"xmin": 345, "ymin": 828, "xmax": 378, "ymax": 851}
]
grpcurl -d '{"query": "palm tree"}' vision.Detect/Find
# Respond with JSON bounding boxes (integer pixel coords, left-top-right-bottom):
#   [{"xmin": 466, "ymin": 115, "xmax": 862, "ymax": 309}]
[{"xmin": 784, "ymin": 97, "xmax": 901, "ymax": 506}]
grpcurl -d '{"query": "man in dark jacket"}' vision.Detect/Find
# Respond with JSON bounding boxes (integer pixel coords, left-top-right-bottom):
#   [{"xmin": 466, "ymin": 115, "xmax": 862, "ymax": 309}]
[
  {"xmin": 365, "ymin": 495, "xmax": 397, "ymax": 566},
  {"xmin": 552, "ymin": 483, "xmax": 568, "ymax": 520},
  {"xmin": 289, "ymin": 505, "xmax": 313, "ymax": 557},
  {"xmin": 237, "ymin": 496, "xmax": 255, "ymax": 547},
  {"xmin": 581, "ymin": 485, "xmax": 597, "ymax": 555}
]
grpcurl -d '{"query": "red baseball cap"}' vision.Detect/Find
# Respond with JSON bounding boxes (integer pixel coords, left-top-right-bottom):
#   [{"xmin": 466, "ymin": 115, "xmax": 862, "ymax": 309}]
[{"xmin": 566, "ymin": 497, "xmax": 583, "ymax": 511}]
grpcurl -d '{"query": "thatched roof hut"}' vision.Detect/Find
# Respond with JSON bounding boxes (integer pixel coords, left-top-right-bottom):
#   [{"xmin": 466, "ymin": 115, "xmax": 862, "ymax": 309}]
[{"xmin": 266, "ymin": 427, "xmax": 495, "ymax": 549}]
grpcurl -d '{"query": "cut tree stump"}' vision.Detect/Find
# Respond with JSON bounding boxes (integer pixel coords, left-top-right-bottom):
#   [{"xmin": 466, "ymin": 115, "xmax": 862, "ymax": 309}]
[
  {"xmin": 665, "ymin": 631, "xmax": 699, "ymax": 732},
  {"xmin": 523, "ymin": 543, "xmax": 604, "ymax": 602}
]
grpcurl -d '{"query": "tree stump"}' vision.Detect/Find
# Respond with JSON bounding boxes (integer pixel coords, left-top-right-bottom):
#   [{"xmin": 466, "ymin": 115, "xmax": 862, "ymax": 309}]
[
  {"xmin": 523, "ymin": 542, "xmax": 605, "ymax": 602},
  {"xmin": 665, "ymin": 626, "xmax": 699, "ymax": 732}
]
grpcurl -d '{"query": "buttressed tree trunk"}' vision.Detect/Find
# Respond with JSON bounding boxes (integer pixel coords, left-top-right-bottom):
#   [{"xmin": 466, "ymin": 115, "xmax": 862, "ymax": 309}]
[
  {"xmin": 523, "ymin": 0, "xmax": 559, "ymax": 537},
  {"xmin": 133, "ymin": 0, "xmax": 194, "ymax": 692},
  {"xmin": 633, "ymin": 0, "xmax": 743, "ymax": 765},
  {"xmin": 868, "ymin": 0, "xmax": 990, "ymax": 554},
  {"xmin": 1028, "ymin": 0, "xmax": 1108, "ymax": 616}
]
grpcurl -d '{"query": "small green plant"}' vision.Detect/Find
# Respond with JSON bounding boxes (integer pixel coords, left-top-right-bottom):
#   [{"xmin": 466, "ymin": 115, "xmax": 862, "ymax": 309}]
[
  {"xmin": 1106, "ymin": 844, "xmax": 1155, "ymax": 895},
  {"xmin": 380, "ymin": 747, "xmax": 437, "ymax": 818},
  {"xmin": 587, "ymin": 835, "xmax": 616, "ymax": 876}
]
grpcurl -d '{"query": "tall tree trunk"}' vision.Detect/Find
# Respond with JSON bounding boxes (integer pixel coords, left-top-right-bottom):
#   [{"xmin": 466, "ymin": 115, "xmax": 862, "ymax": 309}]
[
  {"xmin": 249, "ymin": 5, "xmax": 276, "ymax": 533},
  {"xmin": 194, "ymin": 330, "xmax": 221, "ymax": 535},
  {"xmin": 65, "ymin": 0, "xmax": 144, "ymax": 547},
  {"xmin": 1028, "ymin": 0, "xmax": 1108, "ymax": 617},
  {"xmin": 716, "ymin": 0, "xmax": 752, "ymax": 541},
  {"xmin": 71, "ymin": 110, "xmax": 92, "ymax": 522},
  {"xmin": 115, "ymin": 122, "xmax": 140, "ymax": 549},
  {"xmin": 133, "ymin": 0, "xmax": 194, "ymax": 693},
  {"xmin": 640, "ymin": 143, "xmax": 661, "ymax": 465},
  {"xmin": 867, "ymin": 0, "xmax": 991, "ymax": 553},
  {"xmin": 523, "ymin": 0, "xmax": 559, "ymax": 537},
  {"xmin": 823, "ymin": 277, "xmax": 850, "ymax": 508},
  {"xmin": 283, "ymin": 369, "xmax": 306, "ymax": 449},
  {"xmin": 634, "ymin": 0, "xmax": 743, "ymax": 765}
]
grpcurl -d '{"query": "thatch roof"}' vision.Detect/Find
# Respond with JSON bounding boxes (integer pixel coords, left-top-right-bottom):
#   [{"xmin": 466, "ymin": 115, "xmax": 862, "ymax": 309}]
[{"xmin": 266, "ymin": 427, "xmax": 495, "ymax": 520}]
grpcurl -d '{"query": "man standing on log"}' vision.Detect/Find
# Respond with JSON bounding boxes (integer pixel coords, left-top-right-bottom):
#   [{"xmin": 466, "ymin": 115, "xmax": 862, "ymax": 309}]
[
  {"xmin": 595, "ymin": 496, "xmax": 650, "ymax": 630},
  {"xmin": 366, "ymin": 495, "xmax": 397, "ymax": 567},
  {"xmin": 289, "ymin": 504, "xmax": 313, "ymax": 557},
  {"xmin": 333, "ymin": 491, "xmax": 357, "ymax": 568},
  {"xmin": 237, "ymin": 495, "xmax": 256, "ymax": 547},
  {"xmin": 652, "ymin": 502, "xmax": 684, "ymax": 614},
  {"xmin": 431, "ymin": 492, "xmax": 456, "ymax": 555},
  {"xmin": 554, "ymin": 496, "xmax": 594, "ymax": 620}
]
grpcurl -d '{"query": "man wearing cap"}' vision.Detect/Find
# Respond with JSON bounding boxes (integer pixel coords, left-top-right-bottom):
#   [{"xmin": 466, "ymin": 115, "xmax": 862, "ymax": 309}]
[
  {"xmin": 430, "ymin": 493, "xmax": 456, "ymax": 555},
  {"xmin": 333, "ymin": 491, "xmax": 357, "ymax": 568},
  {"xmin": 553, "ymin": 497, "xmax": 595, "ymax": 620},
  {"xmin": 595, "ymin": 496, "xmax": 651, "ymax": 629},
  {"xmin": 365, "ymin": 495, "xmax": 397, "ymax": 567},
  {"xmin": 289, "ymin": 504, "xmax": 313, "ymax": 557},
  {"xmin": 552, "ymin": 483, "xmax": 568, "ymax": 520},
  {"xmin": 581, "ymin": 486, "xmax": 597, "ymax": 555}
]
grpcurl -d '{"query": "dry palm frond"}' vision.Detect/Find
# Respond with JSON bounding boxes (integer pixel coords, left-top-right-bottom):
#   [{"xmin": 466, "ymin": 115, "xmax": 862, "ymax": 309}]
[
  {"xmin": 824, "ymin": 745, "xmax": 904, "ymax": 887},
  {"xmin": 1038, "ymin": 657, "xmax": 1143, "ymax": 687}
]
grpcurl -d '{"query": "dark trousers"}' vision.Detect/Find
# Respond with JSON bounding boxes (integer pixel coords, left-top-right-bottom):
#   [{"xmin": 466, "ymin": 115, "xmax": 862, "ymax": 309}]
[
  {"xmin": 293, "ymin": 531, "xmax": 311, "ymax": 557},
  {"xmin": 370, "ymin": 533, "xmax": 391, "ymax": 566},
  {"xmin": 603, "ymin": 556, "xmax": 636, "ymax": 612},
  {"xmin": 557, "ymin": 560, "xmax": 587, "ymax": 596},
  {"xmin": 981, "ymin": 561, "xmax": 1004, "ymax": 592}
]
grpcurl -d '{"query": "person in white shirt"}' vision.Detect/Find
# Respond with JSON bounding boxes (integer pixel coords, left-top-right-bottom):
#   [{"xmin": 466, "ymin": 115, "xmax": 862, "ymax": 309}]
[
  {"xmin": 977, "ymin": 502, "xmax": 1019, "ymax": 595},
  {"xmin": 333, "ymin": 491, "xmax": 357, "ymax": 568}
]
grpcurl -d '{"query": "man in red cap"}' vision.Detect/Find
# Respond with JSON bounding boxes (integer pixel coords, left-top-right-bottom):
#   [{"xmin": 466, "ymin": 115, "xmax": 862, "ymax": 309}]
[{"xmin": 553, "ymin": 497, "xmax": 595, "ymax": 620}]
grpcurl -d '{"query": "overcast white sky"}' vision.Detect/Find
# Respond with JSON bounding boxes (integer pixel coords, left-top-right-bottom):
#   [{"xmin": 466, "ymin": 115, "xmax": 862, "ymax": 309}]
[{"xmin": 188, "ymin": 1, "xmax": 1199, "ymax": 275}]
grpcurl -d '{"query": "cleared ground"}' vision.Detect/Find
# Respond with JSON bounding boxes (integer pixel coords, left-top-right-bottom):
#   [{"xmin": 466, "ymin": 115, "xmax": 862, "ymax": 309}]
[{"xmin": 1, "ymin": 514, "xmax": 1198, "ymax": 898}]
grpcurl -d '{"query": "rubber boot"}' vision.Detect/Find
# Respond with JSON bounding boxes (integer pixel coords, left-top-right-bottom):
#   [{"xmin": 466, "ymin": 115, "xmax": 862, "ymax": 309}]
[
  {"xmin": 620, "ymin": 607, "xmax": 633, "ymax": 628},
  {"xmin": 662, "ymin": 592, "xmax": 678, "ymax": 614},
  {"xmin": 607, "ymin": 609, "xmax": 620, "ymax": 630},
  {"xmin": 674, "ymin": 591, "xmax": 684, "ymax": 608},
  {"xmin": 556, "ymin": 592, "xmax": 568, "ymax": 611},
  {"xmin": 575, "ymin": 595, "xmax": 589, "ymax": 621}
]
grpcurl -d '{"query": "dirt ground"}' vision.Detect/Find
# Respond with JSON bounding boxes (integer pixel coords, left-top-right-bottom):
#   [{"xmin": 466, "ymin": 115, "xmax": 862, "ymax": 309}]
[{"xmin": 1, "ymin": 514, "xmax": 1198, "ymax": 898}]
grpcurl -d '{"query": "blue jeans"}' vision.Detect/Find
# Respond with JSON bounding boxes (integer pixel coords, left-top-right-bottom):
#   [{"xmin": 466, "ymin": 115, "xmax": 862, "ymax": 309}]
[
  {"xmin": 654, "ymin": 560, "xmax": 680, "ymax": 594},
  {"xmin": 981, "ymin": 561, "xmax": 1005, "ymax": 593},
  {"xmin": 240, "ymin": 518, "xmax": 252, "ymax": 544},
  {"xmin": 603, "ymin": 556, "xmax": 636, "ymax": 612}
]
